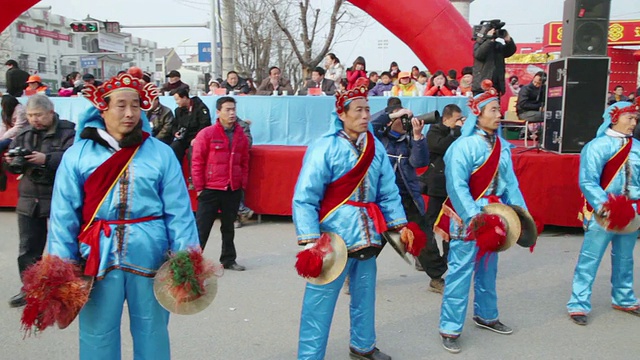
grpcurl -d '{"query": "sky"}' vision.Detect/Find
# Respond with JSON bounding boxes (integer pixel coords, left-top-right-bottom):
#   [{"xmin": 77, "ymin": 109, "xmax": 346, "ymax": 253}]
[{"xmin": 34, "ymin": 0, "xmax": 640, "ymax": 72}]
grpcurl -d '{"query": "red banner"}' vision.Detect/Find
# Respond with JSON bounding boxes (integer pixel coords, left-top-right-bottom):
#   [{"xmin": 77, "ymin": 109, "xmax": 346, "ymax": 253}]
[
  {"xmin": 544, "ymin": 20, "xmax": 640, "ymax": 46},
  {"xmin": 18, "ymin": 24, "xmax": 70, "ymax": 41}
]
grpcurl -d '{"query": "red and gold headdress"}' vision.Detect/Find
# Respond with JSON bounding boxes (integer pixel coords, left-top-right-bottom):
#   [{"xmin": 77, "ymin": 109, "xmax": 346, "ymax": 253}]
[
  {"xmin": 609, "ymin": 98, "xmax": 639, "ymax": 124},
  {"xmin": 83, "ymin": 73, "xmax": 159, "ymax": 111},
  {"xmin": 467, "ymin": 79, "xmax": 499, "ymax": 116},
  {"xmin": 335, "ymin": 77, "xmax": 369, "ymax": 114}
]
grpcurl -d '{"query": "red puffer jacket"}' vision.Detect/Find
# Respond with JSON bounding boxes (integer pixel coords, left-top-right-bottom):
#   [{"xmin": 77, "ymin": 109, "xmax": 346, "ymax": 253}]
[{"xmin": 191, "ymin": 120, "xmax": 250, "ymax": 192}]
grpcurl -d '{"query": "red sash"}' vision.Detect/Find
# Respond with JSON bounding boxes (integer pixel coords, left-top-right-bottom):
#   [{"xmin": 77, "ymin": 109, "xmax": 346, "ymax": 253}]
[
  {"xmin": 434, "ymin": 139, "xmax": 502, "ymax": 241},
  {"xmin": 79, "ymin": 133, "xmax": 152, "ymax": 276},
  {"xmin": 579, "ymin": 138, "xmax": 632, "ymax": 221},
  {"xmin": 318, "ymin": 132, "xmax": 380, "ymax": 228}
]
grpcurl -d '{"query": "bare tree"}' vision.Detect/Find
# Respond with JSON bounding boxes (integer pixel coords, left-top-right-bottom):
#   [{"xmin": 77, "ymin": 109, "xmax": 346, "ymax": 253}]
[
  {"xmin": 271, "ymin": 0, "xmax": 345, "ymax": 79},
  {"xmin": 234, "ymin": 0, "xmax": 277, "ymax": 81}
]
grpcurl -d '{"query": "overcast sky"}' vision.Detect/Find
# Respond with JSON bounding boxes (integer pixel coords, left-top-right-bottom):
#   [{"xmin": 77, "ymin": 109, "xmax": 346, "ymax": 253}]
[{"xmin": 35, "ymin": 0, "xmax": 640, "ymax": 72}]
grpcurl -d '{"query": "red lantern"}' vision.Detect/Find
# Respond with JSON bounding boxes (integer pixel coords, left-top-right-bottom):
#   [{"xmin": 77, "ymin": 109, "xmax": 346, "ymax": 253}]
[{"xmin": 633, "ymin": 50, "xmax": 640, "ymax": 62}]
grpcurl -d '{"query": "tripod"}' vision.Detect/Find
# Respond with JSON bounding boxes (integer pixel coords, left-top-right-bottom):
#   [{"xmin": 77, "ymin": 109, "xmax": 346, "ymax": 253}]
[{"xmin": 517, "ymin": 122, "xmax": 546, "ymax": 154}]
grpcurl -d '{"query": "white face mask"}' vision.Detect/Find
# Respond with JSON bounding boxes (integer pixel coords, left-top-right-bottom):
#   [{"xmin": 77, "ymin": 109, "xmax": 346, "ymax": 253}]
[{"xmin": 74, "ymin": 80, "xmax": 84, "ymax": 87}]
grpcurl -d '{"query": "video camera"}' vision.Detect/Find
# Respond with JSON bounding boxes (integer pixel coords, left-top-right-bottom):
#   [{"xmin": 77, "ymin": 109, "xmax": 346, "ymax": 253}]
[{"xmin": 473, "ymin": 19, "xmax": 507, "ymax": 41}]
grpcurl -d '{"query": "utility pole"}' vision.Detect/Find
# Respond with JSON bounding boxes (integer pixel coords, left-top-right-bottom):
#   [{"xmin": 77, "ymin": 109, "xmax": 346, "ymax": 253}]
[
  {"xmin": 221, "ymin": 0, "xmax": 235, "ymax": 75},
  {"xmin": 211, "ymin": 0, "xmax": 218, "ymax": 79}
]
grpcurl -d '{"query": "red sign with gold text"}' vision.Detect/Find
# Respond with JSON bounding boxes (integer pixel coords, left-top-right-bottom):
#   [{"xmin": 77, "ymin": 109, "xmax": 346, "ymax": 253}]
[
  {"xmin": 543, "ymin": 20, "xmax": 640, "ymax": 46},
  {"xmin": 18, "ymin": 24, "xmax": 71, "ymax": 42}
]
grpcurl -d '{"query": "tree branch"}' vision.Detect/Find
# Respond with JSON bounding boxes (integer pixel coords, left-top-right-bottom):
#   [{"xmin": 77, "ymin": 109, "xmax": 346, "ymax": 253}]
[{"xmin": 271, "ymin": 8, "xmax": 305, "ymax": 65}]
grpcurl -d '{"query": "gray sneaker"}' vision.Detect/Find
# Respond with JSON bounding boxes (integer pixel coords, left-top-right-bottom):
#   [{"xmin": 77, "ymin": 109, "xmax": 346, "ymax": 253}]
[
  {"xmin": 442, "ymin": 336, "xmax": 461, "ymax": 354},
  {"xmin": 234, "ymin": 220, "xmax": 243, "ymax": 229},
  {"xmin": 473, "ymin": 317, "xmax": 513, "ymax": 335}
]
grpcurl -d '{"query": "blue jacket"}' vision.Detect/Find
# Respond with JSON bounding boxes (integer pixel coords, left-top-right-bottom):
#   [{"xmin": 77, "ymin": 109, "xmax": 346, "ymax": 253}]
[
  {"xmin": 369, "ymin": 82, "xmax": 394, "ymax": 96},
  {"xmin": 371, "ymin": 111, "xmax": 429, "ymax": 214},
  {"xmin": 444, "ymin": 128, "xmax": 527, "ymax": 239},
  {"xmin": 292, "ymin": 112, "xmax": 407, "ymax": 252}
]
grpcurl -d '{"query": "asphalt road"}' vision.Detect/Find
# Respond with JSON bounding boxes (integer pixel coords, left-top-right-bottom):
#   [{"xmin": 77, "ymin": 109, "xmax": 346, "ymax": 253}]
[{"xmin": 0, "ymin": 210, "xmax": 638, "ymax": 360}]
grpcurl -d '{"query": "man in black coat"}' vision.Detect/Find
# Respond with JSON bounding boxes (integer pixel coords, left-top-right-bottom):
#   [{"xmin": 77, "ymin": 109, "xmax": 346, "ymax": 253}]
[
  {"xmin": 3, "ymin": 94, "xmax": 75, "ymax": 307},
  {"xmin": 170, "ymin": 88, "xmax": 211, "ymax": 162},
  {"xmin": 4, "ymin": 60, "xmax": 30, "ymax": 97},
  {"xmin": 421, "ymin": 104, "xmax": 464, "ymax": 293},
  {"xmin": 471, "ymin": 28, "xmax": 516, "ymax": 96},
  {"xmin": 221, "ymin": 71, "xmax": 250, "ymax": 95},
  {"xmin": 517, "ymin": 71, "xmax": 546, "ymax": 137}
]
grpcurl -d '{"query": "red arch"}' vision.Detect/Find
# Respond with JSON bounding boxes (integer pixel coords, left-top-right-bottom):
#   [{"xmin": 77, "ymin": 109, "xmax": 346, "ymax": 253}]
[{"xmin": 348, "ymin": 0, "xmax": 473, "ymax": 73}]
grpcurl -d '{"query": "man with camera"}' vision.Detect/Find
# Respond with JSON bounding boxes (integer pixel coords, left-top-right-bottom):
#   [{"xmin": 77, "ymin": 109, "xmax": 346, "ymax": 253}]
[
  {"xmin": 371, "ymin": 97, "xmax": 429, "ymax": 271},
  {"xmin": 3, "ymin": 94, "xmax": 75, "ymax": 307},
  {"xmin": 516, "ymin": 71, "xmax": 547, "ymax": 139},
  {"xmin": 170, "ymin": 87, "xmax": 212, "ymax": 162},
  {"xmin": 472, "ymin": 20, "xmax": 516, "ymax": 96},
  {"xmin": 422, "ymin": 104, "xmax": 464, "ymax": 293}
]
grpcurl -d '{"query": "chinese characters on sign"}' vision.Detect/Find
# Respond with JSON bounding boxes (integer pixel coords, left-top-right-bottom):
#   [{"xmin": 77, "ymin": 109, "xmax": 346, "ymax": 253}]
[
  {"xmin": 18, "ymin": 24, "xmax": 71, "ymax": 41},
  {"xmin": 543, "ymin": 20, "xmax": 640, "ymax": 47}
]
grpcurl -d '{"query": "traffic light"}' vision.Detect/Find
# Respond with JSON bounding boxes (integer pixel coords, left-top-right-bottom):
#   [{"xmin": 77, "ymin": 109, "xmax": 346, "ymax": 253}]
[{"xmin": 70, "ymin": 21, "xmax": 99, "ymax": 33}]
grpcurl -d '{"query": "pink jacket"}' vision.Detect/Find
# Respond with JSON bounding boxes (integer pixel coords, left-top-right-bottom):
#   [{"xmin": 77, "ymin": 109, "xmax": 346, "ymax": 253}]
[
  {"xmin": 191, "ymin": 120, "xmax": 250, "ymax": 192},
  {"xmin": 0, "ymin": 104, "xmax": 28, "ymax": 141}
]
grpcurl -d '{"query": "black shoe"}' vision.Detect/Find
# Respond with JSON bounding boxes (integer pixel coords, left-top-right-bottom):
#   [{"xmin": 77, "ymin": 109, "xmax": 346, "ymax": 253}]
[
  {"xmin": 613, "ymin": 306, "xmax": 640, "ymax": 318},
  {"xmin": 473, "ymin": 317, "xmax": 513, "ymax": 335},
  {"xmin": 223, "ymin": 262, "xmax": 246, "ymax": 271},
  {"xmin": 9, "ymin": 292, "xmax": 26, "ymax": 308},
  {"xmin": 570, "ymin": 314, "xmax": 588, "ymax": 325},
  {"xmin": 442, "ymin": 336, "xmax": 461, "ymax": 354},
  {"xmin": 349, "ymin": 347, "xmax": 391, "ymax": 360}
]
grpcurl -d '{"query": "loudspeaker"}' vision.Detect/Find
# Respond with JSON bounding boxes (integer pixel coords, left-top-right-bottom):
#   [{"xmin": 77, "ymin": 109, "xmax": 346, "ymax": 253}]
[
  {"xmin": 543, "ymin": 57, "xmax": 610, "ymax": 153},
  {"xmin": 560, "ymin": 0, "xmax": 611, "ymax": 57}
]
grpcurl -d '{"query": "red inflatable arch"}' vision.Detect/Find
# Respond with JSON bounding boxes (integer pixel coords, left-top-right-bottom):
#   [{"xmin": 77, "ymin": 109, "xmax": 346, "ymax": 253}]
[
  {"xmin": 348, "ymin": 0, "xmax": 473, "ymax": 73},
  {"xmin": 0, "ymin": 0, "xmax": 473, "ymax": 75}
]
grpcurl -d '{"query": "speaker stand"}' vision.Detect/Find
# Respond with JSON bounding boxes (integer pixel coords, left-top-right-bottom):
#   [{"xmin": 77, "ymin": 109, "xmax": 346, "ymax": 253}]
[{"xmin": 517, "ymin": 132, "xmax": 546, "ymax": 154}]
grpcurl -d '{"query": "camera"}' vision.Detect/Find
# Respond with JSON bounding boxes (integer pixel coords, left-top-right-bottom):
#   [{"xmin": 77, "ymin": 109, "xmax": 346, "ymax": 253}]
[
  {"xmin": 473, "ymin": 19, "xmax": 507, "ymax": 41},
  {"xmin": 174, "ymin": 127, "xmax": 187, "ymax": 141},
  {"xmin": 6, "ymin": 147, "xmax": 33, "ymax": 174},
  {"xmin": 398, "ymin": 111, "xmax": 441, "ymax": 133}
]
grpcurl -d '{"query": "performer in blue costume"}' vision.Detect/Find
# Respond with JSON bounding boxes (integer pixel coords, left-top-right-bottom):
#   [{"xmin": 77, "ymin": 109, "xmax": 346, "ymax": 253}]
[
  {"xmin": 293, "ymin": 79, "xmax": 411, "ymax": 360},
  {"xmin": 43, "ymin": 74, "xmax": 198, "ymax": 359},
  {"xmin": 567, "ymin": 100, "xmax": 640, "ymax": 326},
  {"xmin": 436, "ymin": 83, "xmax": 528, "ymax": 353}
]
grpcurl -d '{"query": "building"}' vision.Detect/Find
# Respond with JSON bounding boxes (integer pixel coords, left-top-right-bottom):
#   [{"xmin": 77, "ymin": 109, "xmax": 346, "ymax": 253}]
[{"xmin": 0, "ymin": 9, "xmax": 157, "ymax": 92}]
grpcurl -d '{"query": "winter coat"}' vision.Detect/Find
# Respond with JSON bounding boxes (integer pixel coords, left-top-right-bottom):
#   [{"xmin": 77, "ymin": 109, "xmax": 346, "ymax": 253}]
[
  {"xmin": 172, "ymin": 96, "xmax": 211, "ymax": 144},
  {"xmin": 0, "ymin": 104, "xmax": 28, "ymax": 141},
  {"xmin": 369, "ymin": 82, "xmax": 394, "ymax": 96},
  {"xmin": 147, "ymin": 104, "xmax": 174, "ymax": 144},
  {"xmin": 516, "ymin": 82, "xmax": 545, "ymax": 115},
  {"xmin": 346, "ymin": 69, "xmax": 367, "ymax": 90},
  {"xmin": 471, "ymin": 38, "xmax": 517, "ymax": 95},
  {"xmin": 424, "ymin": 122, "xmax": 461, "ymax": 197},
  {"xmin": 191, "ymin": 120, "xmax": 250, "ymax": 192},
  {"xmin": 7, "ymin": 114, "xmax": 75, "ymax": 217}
]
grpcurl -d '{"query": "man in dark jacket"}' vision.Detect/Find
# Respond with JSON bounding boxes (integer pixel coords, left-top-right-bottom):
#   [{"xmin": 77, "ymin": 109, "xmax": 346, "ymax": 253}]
[
  {"xmin": 221, "ymin": 71, "xmax": 250, "ymax": 95},
  {"xmin": 472, "ymin": 29, "xmax": 516, "ymax": 96},
  {"xmin": 191, "ymin": 96, "xmax": 250, "ymax": 271},
  {"xmin": 4, "ymin": 60, "xmax": 30, "ymax": 97},
  {"xmin": 161, "ymin": 70, "xmax": 190, "ymax": 94},
  {"xmin": 422, "ymin": 104, "xmax": 464, "ymax": 293},
  {"xmin": 170, "ymin": 87, "xmax": 211, "ymax": 162},
  {"xmin": 3, "ymin": 94, "xmax": 75, "ymax": 307},
  {"xmin": 371, "ymin": 97, "xmax": 429, "ymax": 272},
  {"xmin": 147, "ymin": 97, "xmax": 174, "ymax": 144},
  {"xmin": 517, "ymin": 71, "xmax": 546, "ymax": 138}
]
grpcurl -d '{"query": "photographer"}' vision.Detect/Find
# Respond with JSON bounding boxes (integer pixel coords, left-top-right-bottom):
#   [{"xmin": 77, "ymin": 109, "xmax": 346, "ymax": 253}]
[
  {"xmin": 472, "ymin": 20, "xmax": 516, "ymax": 96},
  {"xmin": 421, "ymin": 104, "xmax": 464, "ymax": 293},
  {"xmin": 170, "ymin": 87, "xmax": 212, "ymax": 162},
  {"xmin": 3, "ymin": 94, "xmax": 75, "ymax": 307},
  {"xmin": 371, "ymin": 97, "xmax": 429, "ymax": 271}
]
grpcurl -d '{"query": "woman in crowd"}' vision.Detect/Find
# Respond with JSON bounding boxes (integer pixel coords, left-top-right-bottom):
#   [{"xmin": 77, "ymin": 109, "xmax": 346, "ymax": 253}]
[
  {"xmin": 411, "ymin": 66, "xmax": 420, "ymax": 80},
  {"xmin": 391, "ymin": 71, "xmax": 417, "ymax": 96},
  {"xmin": 425, "ymin": 70, "xmax": 454, "ymax": 96},
  {"xmin": 324, "ymin": 53, "xmax": 345, "ymax": 83},
  {"xmin": 389, "ymin": 61, "xmax": 400, "ymax": 80},
  {"xmin": 207, "ymin": 79, "xmax": 221, "ymax": 95},
  {"xmin": 0, "ymin": 94, "xmax": 28, "ymax": 152},
  {"xmin": 346, "ymin": 56, "xmax": 367, "ymax": 90},
  {"xmin": 58, "ymin": 72, "xmax": 81, "ymax": 97}
]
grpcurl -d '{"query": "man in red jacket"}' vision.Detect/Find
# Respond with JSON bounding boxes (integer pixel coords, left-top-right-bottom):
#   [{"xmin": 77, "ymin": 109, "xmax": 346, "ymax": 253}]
[{"xmin": 192, "ymin": 96, "xmax": 250, "ymax": 271}]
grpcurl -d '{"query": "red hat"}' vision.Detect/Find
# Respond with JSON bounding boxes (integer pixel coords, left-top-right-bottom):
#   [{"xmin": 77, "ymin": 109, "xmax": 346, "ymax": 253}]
[
  {"xmin": 127, "ymin": 66, "xmax": 143, "ymax": 79},
  {"xmin": 335, "ymin": 78, "xmax": 368, "ymax": 114},
  {"xmin": 83, "ymin": 73, "xmax": 159, "ymax": 111},
  {"xmin": 609, "ymin": 98, "xmax": 639, "ymax": 125},
  {"xmin": 468, "ymin": 79, "xmax": 499, "ymax": 116}
]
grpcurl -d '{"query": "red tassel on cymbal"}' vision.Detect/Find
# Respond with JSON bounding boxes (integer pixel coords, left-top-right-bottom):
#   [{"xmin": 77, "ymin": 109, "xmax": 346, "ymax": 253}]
[
  {"xmin": 295, "ymin": 234, "xmax": 332, "ymax": 278},
  {"xmin": 404, "ymin": 222, "xmax": 427, "ymax": 257},
  {"xmin": 468, "ymin": 213, "xmax": 507, "ymax": 261},
  {"xmin": 602, "ymin": 194, "xmax": 635, "ymax": 230}
]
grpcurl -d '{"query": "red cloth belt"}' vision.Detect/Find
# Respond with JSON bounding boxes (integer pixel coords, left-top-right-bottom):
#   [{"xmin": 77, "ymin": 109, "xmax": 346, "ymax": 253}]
[
  {"xmin": 78, "ymin": 215, "xmax": 161, "ymax": 276},
  {"xmin": 345, "ymin": 200, "xmax": 388, "ymax": 234},
  {"xmin": 483, "ymin": 195, "xmax": 501, "ymax": 204}
]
